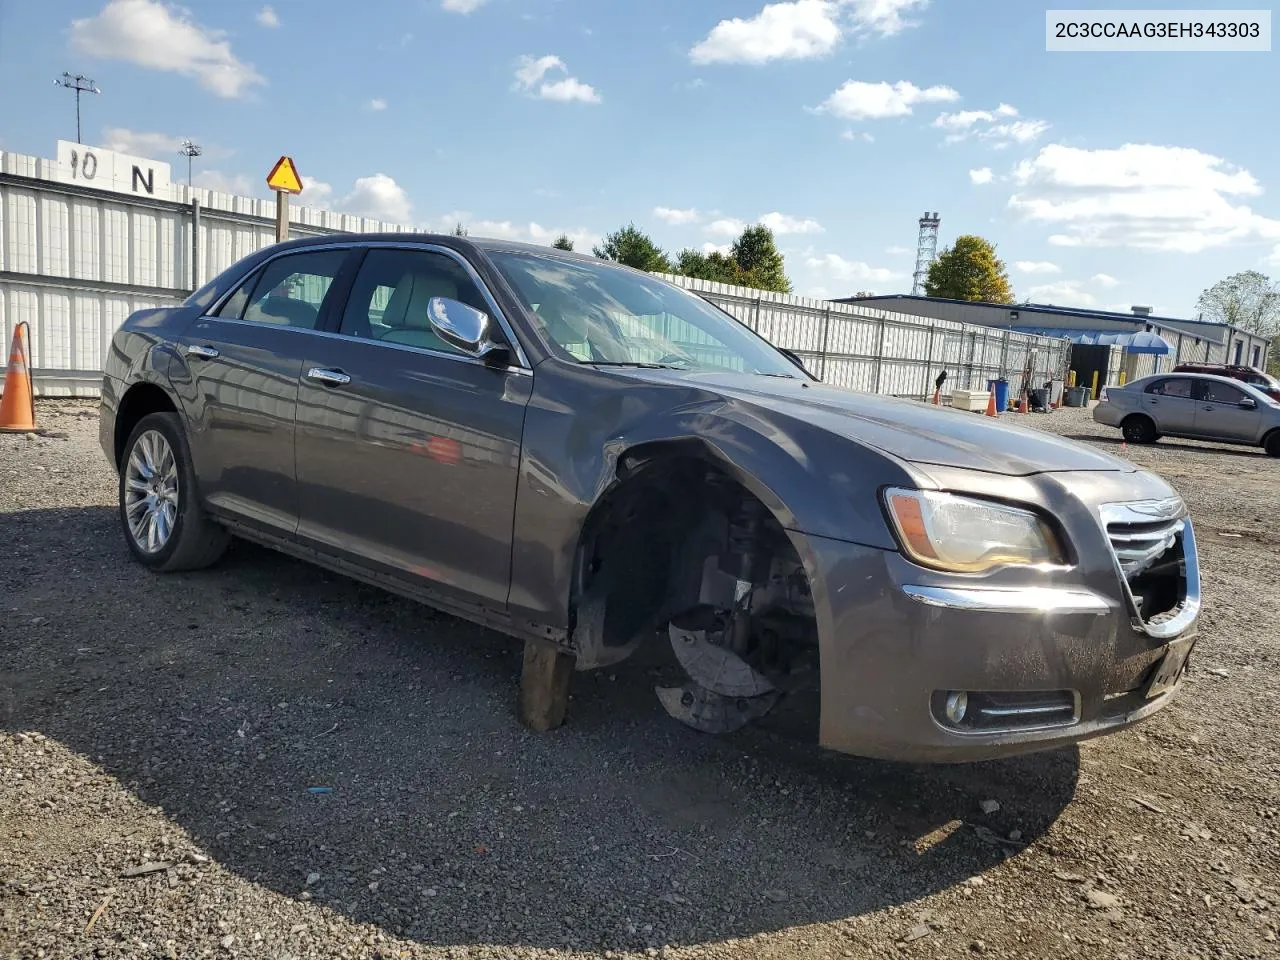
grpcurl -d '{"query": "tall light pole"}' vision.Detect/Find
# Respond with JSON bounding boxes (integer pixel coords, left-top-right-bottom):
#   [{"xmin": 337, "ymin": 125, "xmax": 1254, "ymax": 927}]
[
  {"xmin": 178, "ymin": 140, "xmax": 203, "ymax": 186},
  {"xmin": 54, "ymin": 73, "xmax": 100, "ymax": 144}
]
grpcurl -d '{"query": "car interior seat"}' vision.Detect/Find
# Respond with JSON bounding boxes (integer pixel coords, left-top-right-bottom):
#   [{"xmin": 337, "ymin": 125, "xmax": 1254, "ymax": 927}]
[{"xmin": 380, "ymin": 271, "xmax": 459, "ymax": 352}]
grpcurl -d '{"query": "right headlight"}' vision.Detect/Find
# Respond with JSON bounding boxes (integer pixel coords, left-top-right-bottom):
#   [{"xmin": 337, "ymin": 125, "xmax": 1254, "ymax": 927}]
[{"xmin": 882, "ymin": 488, "xmax": 1065, "ymax": 574}]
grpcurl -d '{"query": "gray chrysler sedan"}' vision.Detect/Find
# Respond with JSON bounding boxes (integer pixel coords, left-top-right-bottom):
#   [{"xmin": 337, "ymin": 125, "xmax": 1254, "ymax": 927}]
[{"xmin": 99, "ymin": 235, "xmax": 1200, "ymax": 762}]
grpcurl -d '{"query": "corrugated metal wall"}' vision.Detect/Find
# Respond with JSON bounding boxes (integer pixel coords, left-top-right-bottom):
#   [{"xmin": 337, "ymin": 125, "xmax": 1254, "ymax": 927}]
[{"xmin": 2, "ymin": 147, "xmax": 1069, "ymax": 399}]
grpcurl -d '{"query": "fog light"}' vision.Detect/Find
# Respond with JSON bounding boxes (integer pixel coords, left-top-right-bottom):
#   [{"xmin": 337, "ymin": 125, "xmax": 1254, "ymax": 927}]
[{"xmin": 944, "ymin": 691, "xmax": 968, "ymax": 724}]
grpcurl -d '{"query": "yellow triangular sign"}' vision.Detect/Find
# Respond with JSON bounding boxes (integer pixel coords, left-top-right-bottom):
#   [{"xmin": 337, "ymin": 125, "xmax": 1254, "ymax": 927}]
[{"xmin": 266, "ymin": 156, "xmax": 303, "ymax": 194}]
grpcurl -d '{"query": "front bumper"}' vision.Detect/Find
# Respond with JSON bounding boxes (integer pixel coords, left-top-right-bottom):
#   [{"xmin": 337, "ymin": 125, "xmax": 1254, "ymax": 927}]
[{"xmin": 792, "ymin": 495, "xmax": 1198, "ymax": 764}]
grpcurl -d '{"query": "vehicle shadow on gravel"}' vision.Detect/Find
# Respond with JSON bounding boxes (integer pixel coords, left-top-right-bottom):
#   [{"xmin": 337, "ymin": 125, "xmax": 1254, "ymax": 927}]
[
  {"xmin": 1063, "ymin": 433, "xmax": 1265, "ymax": 459},
  {"xmin": 1, "ymin": 506, "xmax": 1080, "ymax": 953}
]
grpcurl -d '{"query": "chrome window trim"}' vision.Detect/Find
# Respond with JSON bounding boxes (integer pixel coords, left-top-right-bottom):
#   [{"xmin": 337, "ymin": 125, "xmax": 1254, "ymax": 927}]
[
  {"xmin": 202, "ymin": 239, "xmax": 532, "ymax": 370},
  {"xmin": 199, "ymin": 317, "xmax": 531, "ymax": 377},
  {"xmin": 902, "ymin": 585, "xmax": 1111, "ymax": 615},
  {"xmin": 1098, "ymin": 498, "xmax": 1201, "ymax": 641}
]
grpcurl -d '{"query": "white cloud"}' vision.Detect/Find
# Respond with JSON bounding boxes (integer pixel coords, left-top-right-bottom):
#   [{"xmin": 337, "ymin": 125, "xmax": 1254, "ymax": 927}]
[
  {"xmin": 429, "ymin": 213, "xmax": 601, "ymax": 251},
  {"xmin": 844, "ymin": 0, "xmax": 929, "ymax": 36},
  {"xmin": 841, "ymin": 129, "xmax": 875, "ymax": 142},
  {"xmin": 969, "ymin": 167, "xmax": 994, "ymax": 185},
  {"xmin": 538, "ymin": 78, "xmax": 602, "ymax": 104},
  {"xmin": 706, "ymin": 218, "xmax": 747, "ymax": 237},
  {"xmin": 70, "ymin": 0, "xmax": 264, "ymax": 99},
  {"xmin": 342, "ymin": 174, "xmax": 412, "ymax": 223},
  {"xmin": 760, "ymin": 211, "xmax": 824, "ymax": 235},
  {"xmin": 805, "ymin": 252, "xmax": 904, "ymax": 288},
  {"xmin": 300, "ymin": 177, "xmax": 333, "ymax": 208},
  {"xmin": 935, "ymin": 104, "xmax": 1048, "ymax": 146},
  {"xmin": 654, "ymin": 206, "xmax": 701, "ymax": 225},
  {"xmin": 689, "ymin": 0, "xmax": 927, "ymax": 64},
  {"xmin": 934, "ymin": 110, "xmax": 993, "ymax": 131},
  {"xmin": 441, "ymin": 0, "xmax": 491, "ymax": 12},
  {"xmin": 1027, "ymin": 280, "xmax": 1098, "ymax": 307},
  {"xmin": 702, "ymin": 242, "xmax": 732, "ymax": 255},
  {"xmin": 256, "ymin": 5, "xmax": 279, "ymax": 27},
  {"xmin": 101, "ymin": 127, "xmax": 182, "ymax": 157},
  {"xmin": 690, "ymin": 1, "xmax": 843, "ymax": 64},
  {"xmin": 193, "ymin": 170, "xmax": 253, "ymax": 195},
  {"xmin": 512, "ymin": 55, "xmax": 601, "ymax": 104},
  {"xmin": 1014, "ymin": 260, "xmax": 1060, "ymax": 274},
  {"xmin": 816, "ymin": 80, "xmax": 958, "ymax": 121},
  {"xmin": 885, "ymin": 244, "xmax": 911, "ymax": 255},
  {"xmin": 1009, "ymin": 143, "xmax": 1280, "ymax": 254},
  {"xmin": 1092, "ymin": 272, "xmax": 1120, "ymax": 288},
  {"xmin": 367, "ymin": 98, "xmax": 388, "ymax": 112}
]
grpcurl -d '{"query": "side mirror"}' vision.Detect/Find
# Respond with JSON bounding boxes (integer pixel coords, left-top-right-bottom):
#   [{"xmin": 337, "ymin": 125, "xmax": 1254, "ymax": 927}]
[
  {"xmin": 1238, "ymin": 397, "xmax": 1257, "ymax": 409},
  {"xmin": 427, "ymin": 297, "xmax": 505, "ymax": 362}
]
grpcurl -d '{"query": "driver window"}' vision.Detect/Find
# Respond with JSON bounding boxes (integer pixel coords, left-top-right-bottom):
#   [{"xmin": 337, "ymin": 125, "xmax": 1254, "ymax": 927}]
[
  {"xmin": 339, "ymin": 249, "xmax": 492, "ymax": 356},
  {"xmin": 1201, "ymin": 381, "xmax": 1245, "ymax": 404}
]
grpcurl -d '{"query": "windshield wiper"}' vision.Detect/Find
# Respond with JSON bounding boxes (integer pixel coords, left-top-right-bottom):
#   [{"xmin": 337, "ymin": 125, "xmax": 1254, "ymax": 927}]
[
  {"xmin": 757, "ymin": 371, "xmax": 797, "ymax": 379},
  {"xmin": 588, "ymin": 361, "xmax": 689, "ymax": 369}
]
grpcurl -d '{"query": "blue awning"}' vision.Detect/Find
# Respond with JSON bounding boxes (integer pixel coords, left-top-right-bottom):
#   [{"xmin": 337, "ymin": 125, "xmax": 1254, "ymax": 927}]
[{"xmin": 1010, "ymin": 327, "xmax": 1174, "ymax": 355}]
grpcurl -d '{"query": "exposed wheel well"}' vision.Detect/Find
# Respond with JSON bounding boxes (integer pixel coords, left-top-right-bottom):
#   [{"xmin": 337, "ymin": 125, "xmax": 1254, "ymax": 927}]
[
  {"xmin": 114, "ymin": 383, "xmax": 178, "ymax": 467},
  {"xmin": 568, "ymin": 443, "xmax": 816, "ymax": 679},
  {"xmin": 1264, "ymin": 428, "xmax": 1280, "ymax": 457}
]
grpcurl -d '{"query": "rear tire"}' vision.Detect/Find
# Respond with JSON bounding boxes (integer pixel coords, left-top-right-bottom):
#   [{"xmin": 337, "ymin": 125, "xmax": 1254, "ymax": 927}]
[
  {"xmin": 1121, "ymin": 415, "xmax": 1157, "ymax": 444},
  {"xmin": 1265, "ymin": 431, "xmax": 1280, "ymax": 458},
  {"xmin": 119, "ymin": 412, "xmax": 229, "ymax": 572}
]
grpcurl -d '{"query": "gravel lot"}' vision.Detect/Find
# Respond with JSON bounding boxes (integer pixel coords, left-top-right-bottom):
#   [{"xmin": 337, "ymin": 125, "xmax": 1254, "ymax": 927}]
[{"xmin": 2, "ymin": 400, "xmax": 1278, "ymax": 959}]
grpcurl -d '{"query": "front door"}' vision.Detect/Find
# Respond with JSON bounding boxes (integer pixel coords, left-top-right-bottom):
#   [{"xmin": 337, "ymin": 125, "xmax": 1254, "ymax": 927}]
[
  {"xmin": 1140, "ymin": 377, "xmax": 1198, "ymax": 434},
  {"xmin": 1194, "ymin": 379, "xmax": 1261, "ymax": 442},
  {"xmin": 293, "ymin": 246, "xmax": 532, "ymax": 608},
  {"xmin": 175, "ymin": 247, "xmax": 353, "ymax": 535}
]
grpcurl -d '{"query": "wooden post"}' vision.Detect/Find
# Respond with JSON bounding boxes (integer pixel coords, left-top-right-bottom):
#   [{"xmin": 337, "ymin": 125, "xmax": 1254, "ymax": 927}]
[
  {"xmin": 274, "ymin": 191, "xmax": 289, "ymax": 243},
  {"xmin": 519, "ymin": 640, "xmax": 575, "ymax": 732}
]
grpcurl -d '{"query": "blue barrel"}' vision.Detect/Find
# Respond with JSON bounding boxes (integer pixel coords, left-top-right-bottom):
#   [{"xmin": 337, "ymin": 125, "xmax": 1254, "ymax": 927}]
[{"xmin": 986, "ymin": 378, "xmax": 1010, "ymax": 413}]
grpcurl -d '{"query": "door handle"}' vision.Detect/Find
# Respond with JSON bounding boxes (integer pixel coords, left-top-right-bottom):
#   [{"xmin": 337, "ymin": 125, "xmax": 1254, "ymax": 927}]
[
  {"xmin": 186, "ymin": 344, "xmax": 219, "ymax": 359},
  {"xmin": 305, "ymin": 367, "xmax": 351, "ymax": 387}
]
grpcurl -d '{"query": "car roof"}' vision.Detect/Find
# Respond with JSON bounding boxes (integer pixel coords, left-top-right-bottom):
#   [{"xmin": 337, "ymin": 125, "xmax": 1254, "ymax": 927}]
[{"xmin": 1131, "ymin": 372, "xmax": 1269, "ymax": 393}]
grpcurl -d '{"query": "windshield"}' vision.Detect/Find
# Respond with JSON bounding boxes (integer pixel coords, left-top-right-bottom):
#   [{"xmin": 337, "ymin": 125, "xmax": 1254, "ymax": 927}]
[{"xmin": 487, "ymin": 250, "xmax": 800, "ymax": 376}]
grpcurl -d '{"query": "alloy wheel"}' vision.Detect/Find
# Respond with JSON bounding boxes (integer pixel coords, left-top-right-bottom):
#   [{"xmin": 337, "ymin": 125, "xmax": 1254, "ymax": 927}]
[{"xmin": 123, "ymin": 429, "xmax": 180, "ymax": 553}]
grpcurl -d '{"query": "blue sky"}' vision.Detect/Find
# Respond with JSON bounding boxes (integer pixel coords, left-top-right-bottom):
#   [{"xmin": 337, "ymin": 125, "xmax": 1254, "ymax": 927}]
[{"xmin": 1, "ymin": 0, "xmax": 1277, "ymax": 314}]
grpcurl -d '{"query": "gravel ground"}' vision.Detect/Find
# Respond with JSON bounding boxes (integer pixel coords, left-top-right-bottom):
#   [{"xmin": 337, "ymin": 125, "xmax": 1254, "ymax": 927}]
[{"xmin": 2, "ymin": 400, "xmax": 1278, "ymax": 960}]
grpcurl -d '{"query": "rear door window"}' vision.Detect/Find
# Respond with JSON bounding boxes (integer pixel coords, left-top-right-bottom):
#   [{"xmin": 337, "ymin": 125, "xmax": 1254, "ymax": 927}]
[
  {"xmin": 1147, "ymin": 378, "xmax": 1193, "ymax": 398},
  {"xmin": 217, "ymin": 250, "xmax": 349, "ymax": 329}
]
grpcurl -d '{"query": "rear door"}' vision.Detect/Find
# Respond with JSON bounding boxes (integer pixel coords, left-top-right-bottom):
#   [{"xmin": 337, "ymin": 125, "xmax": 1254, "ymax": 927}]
[
  {"xmin": 1140, "ymin": 377, "xmax": 1198, "ymax": 434},
  {"xmin": 175, "ymin": 247, "xmax": 354, "ymax": 535},
  {"xmin": 293, "ymin": 245, "xmax": 533, "ymax": 608},
  {"xmin": 1194, "ymin": 379, "xmax": 1262, "ymax": 442}
]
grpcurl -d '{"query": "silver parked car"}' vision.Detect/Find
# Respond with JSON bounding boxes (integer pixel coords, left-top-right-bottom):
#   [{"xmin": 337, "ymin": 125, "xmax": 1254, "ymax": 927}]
[{"xmin": 1094, "ymin": 373, "xmax": 1280, "ymax": 456}]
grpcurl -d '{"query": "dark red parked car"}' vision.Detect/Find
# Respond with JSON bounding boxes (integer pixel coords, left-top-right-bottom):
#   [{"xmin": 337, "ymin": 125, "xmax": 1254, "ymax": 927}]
[{"xmin": 1173, "ymin": 363, "xmax": 1280, "ymax": 401}]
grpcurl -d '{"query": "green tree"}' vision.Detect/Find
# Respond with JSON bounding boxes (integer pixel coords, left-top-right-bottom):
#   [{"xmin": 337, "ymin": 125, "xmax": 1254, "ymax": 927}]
[
  {"xmin": 1195, "ymin": 270, "xmax": 1280, "ymax": 336},
  {"xmin": 924, "ymin": 235, "xmax": 1014, "ymax": 303},
  {"xmin": 593, "ymin": 223, "xmax": 671, "ymax": 272},
  {"xmin": 672, "ymin": 225, "xmax": 793, "ymax": 293},
  {"xmin": 731, "ymin": 224, "xmax": 791, "ymax": 293},
  {"xmin": 551, "ymin": 234, "xmax": 575, "ymax": 251},
  {"xmin": 452, "ymin": 222, "xmax": 468, "ymax": 237},
  {"xmin": 674, "ymin": 248, "xmax": 742, "ymax": 285}
]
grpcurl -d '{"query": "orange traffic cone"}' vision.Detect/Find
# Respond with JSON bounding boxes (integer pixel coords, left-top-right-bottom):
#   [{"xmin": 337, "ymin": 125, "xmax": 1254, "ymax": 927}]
[
  {"xmin": 985, "ymin": 390, "xmax": 998, "ymax": 417},
  {"xmin": 1017, "ymin": 393, "xmax": 1029, "ymax": 414},
  {"xmin": 0, "ymin": 322, "xmax": 36, "ymax": 433}
]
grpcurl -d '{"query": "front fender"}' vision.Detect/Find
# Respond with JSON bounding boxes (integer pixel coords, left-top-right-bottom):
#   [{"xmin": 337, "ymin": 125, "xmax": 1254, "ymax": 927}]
[{"xmin": 506, "ymin": 363, "xmax": 915, "ymax": 629}]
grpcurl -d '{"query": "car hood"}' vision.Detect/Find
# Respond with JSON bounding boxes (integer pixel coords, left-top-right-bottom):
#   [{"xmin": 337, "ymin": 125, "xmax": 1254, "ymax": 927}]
[{"xmin": 627, "ymin": 369, "xmax": 1135, "ymax": 477}]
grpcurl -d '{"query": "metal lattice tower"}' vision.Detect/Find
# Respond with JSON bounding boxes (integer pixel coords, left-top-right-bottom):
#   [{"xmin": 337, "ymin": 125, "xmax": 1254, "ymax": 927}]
[{"xmin": 911, "ymin": 211, "xmax": 941, "ymax": 295}]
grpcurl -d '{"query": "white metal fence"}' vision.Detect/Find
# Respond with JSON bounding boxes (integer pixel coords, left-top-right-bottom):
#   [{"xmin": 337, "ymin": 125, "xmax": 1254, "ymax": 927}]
[{"xmin": 1, "ymin": 145, "xmax": 1069, "ymax": 398}]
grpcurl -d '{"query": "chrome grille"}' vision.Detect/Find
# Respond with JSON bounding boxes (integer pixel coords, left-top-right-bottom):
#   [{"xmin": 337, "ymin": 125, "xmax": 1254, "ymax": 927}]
[
  {"xmin": 1099, "ymin": 497, "xmax": 1199, "ymax": 639},
  {"xmin": 1106, "ymin": 516, "xmax": 1185, "ymax": 577}
]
